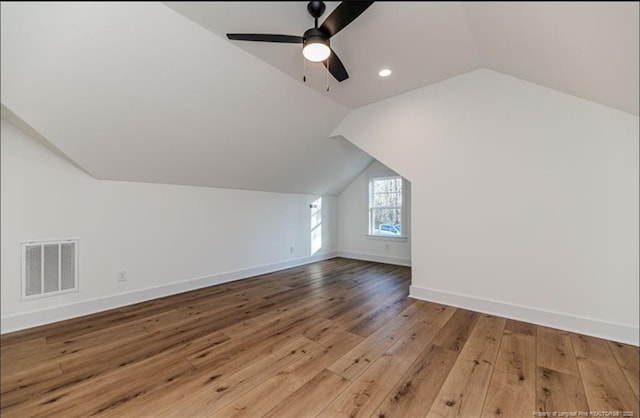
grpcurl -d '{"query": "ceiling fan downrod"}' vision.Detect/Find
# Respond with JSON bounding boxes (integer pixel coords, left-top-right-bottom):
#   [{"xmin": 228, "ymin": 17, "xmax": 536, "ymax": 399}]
[{"xmin": 307, "ymin": 1, "xmax": 326, "ymax": 28}]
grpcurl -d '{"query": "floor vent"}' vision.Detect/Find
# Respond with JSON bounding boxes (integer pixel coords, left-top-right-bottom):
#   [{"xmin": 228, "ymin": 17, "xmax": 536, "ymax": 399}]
[{"xmin": 21, "ymin": 239, "xmax": 78, "ymax": 300}]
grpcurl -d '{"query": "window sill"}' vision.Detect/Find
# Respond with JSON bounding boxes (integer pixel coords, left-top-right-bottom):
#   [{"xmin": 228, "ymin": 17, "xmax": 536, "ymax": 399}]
[{"xmin": 365, "ymin": 234, "xmax": 408, "ymax": 242}]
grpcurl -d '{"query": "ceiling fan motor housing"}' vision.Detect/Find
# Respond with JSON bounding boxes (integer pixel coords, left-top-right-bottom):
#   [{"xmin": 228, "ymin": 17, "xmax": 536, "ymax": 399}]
[{"xmin": 303, "ymin": 28, "xmax": 329, "ymax": 49}]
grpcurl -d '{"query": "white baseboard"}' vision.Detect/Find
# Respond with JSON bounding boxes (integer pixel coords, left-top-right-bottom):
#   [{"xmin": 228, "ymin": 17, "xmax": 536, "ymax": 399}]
[
  {"xmin": 410, "ymin": 284, "xmax": 639, "ymax": 346},
  {"xmin": 0, "ymin": 251, "xmax": 338, "ymax": 334},
  {"xmin": 337, "ymin": 251, "xmax": 411, "ymax": 267}
]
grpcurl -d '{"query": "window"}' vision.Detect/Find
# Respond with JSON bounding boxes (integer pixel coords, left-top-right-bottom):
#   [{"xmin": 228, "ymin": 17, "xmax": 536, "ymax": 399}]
[
  {"xmin": 310, "ymin": 198, "xmax": 322, "ymax": 255},
  {"xmin": 369, "ymin": 176, "xmax": 405, "ymax": 237}
]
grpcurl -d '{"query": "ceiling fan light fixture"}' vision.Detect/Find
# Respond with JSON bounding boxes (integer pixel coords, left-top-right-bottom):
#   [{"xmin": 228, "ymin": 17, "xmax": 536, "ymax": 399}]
[
  {"xmin": 303, "ymin": 42, "xmax": 330, "ymax": 62},
  {"xmin": 303, "ymin": 29, "xmax": 330, "ymax": 62},
  {"xmin": 227, "ymin": 1, "xmax": 375, "ymax": 82}
]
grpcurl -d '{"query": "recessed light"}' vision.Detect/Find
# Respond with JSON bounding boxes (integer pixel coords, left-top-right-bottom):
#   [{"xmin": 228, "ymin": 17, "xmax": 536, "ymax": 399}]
[{"xmin": 378, "ymin": 68, "xmax": 392, "ymax": 78}]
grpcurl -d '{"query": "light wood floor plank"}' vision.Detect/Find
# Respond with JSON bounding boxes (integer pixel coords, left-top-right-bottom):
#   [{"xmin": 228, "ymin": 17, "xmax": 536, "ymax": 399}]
[
  {"xmin": 383, "ymin": 320, "xmax": 446, "ymax": 364},
  {"xmin": 535, "ymin": 325, "xmax": 589, "ymax": 414},
  {"xmin": 327, "ymin": 300, "xmax": 428, "ymax": 380},
  {"xmin": 0, "ymin": 258, "xmax": 637, "ymax": 418},
  {"xmin": 429, "ymin": 314, "xmax": 506, "ymax": 417},
  {"xmin": 212, "ymin": 332, "xmax": 362, "ymax": 417},
  {"xmin": 537, "ymin": 326, "xmax": 581, "ymax": 377},
  {"xmin": 148, "ymin": 337, "xmax": 320, "ymax": 417},
  {"xmin": 572, "ymin": 334, "xmax": 639, "ymax": 412},
  {"xmin": 608, "ymin": 340, "xmax": 640, "ymax": 399},
  {"xmin": 372, "ymin": 344, "xmax": 459, "ymax": 418},
  {"xmin": 536, "ymin": 366, "xmax": 589, "ymax": 414},
  {"xmin": 481, "ymin": 325, "xmax": 536, "ymax": 417},
  {"xmin": 262, "ymin": 369, "xmax": 350, "ymax": 418},
  {"xmin": 504, "ymin": 318, "xmax": 536, "ymax": 336},
  {"xmin": 319, "ymin": 352, "xmax": 415, "ymax": 418},
  {"xmin": 431, "ymin": 309, "xmax": 480, "ymax": 353}
]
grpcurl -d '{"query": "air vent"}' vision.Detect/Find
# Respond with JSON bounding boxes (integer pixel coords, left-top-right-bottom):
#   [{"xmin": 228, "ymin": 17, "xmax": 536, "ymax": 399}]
[{"xmin": 21, "ymin": 239, "xmax": 78, "ymax": 300}]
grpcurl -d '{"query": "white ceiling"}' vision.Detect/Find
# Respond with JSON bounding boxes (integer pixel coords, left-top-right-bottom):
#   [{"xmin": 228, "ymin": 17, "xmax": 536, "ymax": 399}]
[
  {"xmin": 164, "ymin": 1, "xmax": 482, "ymax": 110},
  {"xmin": 0, "ymin": 2, "xmax": 372, "ymax": 196},
  {"xmin": 166, "ymin": 1, "xmax": 639, "ymax": 114},
  {"xmin": 1, "ymin": 2, "xmax": 637, "ymax": 197},
  {"xmin": 464, "ymin": 2, "xmax": 639, "ymax": 116}
]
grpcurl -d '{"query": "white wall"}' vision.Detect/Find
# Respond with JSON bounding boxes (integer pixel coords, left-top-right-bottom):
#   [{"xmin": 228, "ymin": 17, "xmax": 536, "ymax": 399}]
[
  {"xmin": 0, "ymin": 118, "xmax": 337, "ymax": 333},
  {"xmin": 337, "ymin": 161, "xmax": 411, "ymax": 266},
  {"xmin": 334, "ymin": 69, "xmax": 639, "ymax": 345}
]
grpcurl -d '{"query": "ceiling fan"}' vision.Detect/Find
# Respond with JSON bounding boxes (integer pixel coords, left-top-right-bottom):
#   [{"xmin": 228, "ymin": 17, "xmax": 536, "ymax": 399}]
[{"xmin": 227, "ymin": 1, "xmax": 374, "ymax": 83}]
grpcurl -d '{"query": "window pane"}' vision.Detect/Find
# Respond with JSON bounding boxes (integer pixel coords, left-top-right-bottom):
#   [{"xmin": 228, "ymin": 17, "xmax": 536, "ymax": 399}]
[
  {"xmin": 374, "ymin": 192, "xmax": 388, "ymax": 207},
  {"xmin": 373, "ymin": 179, "xmax": 387, "ymax": 193},
  {"xmin": 310, "ymin": 198, "xmax": 322, "ymax": 229},
  {"xmin": 372, "ymin": 208, "xmax": 402, "ymax": 235},
  {"xmin": 388, "ymin": 192, "xmax": 399, "ymax": 207},
  {"xmin": 311, "ymin": 198, "xmax": 322, "ymax": 254},
  {"xmin": 369, "ymin": 176, "xmax": 404, "ymax": 235}
]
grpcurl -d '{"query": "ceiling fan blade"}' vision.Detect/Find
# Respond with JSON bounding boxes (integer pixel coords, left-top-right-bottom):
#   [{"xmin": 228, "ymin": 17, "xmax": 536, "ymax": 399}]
[
  {"xmin": 319, "ymin": 1, "xmax": 374, "ymax": 38},
  {"xmin": 226, "ymin": 34, "xmax": 303, "ymax": 43},
  {"xmin": 324, "ymin": 49, "xmax": 349, "ymax": 82}
]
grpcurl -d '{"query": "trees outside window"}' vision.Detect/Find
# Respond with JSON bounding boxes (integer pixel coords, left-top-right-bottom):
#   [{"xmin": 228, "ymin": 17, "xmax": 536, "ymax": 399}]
[{"xmin": 368, "ymin": 176, "xmax": 404, "ymax": 236}]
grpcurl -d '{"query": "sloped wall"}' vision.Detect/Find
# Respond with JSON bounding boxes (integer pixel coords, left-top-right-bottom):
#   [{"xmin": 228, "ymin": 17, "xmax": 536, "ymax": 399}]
[
  {"xmin": 333, "ymin": 69, "xmax": 639, "ymax": 344},
  {"xmin": 1, "ymin": 118, "xmax": 337, "ymax": 332}
]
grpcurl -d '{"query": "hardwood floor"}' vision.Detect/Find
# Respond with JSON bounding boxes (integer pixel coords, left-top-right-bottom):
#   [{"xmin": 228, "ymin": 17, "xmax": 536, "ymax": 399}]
[{"xmin": 1, "ymin": 258, "xmax": 638, "ymax": 417}]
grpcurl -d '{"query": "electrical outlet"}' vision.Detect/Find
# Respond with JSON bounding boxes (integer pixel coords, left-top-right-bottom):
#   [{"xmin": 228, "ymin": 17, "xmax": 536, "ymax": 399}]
[
  {"xmin": 117, "ymin": 271, "xmax": 127, "ymax": 282},
  {"xmin": 290, "ymin": 246, "xmax": 295, "ymax": 254}
]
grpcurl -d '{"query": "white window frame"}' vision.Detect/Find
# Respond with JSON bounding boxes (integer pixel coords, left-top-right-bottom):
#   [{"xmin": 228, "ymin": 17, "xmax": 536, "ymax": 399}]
[
  {"xmin": 367, "ymin": 173, "xmax": 408, "ymax": 240},
  {"xmin": 310, "ymin": 198, "xmax": 322, "ymax": 255}
]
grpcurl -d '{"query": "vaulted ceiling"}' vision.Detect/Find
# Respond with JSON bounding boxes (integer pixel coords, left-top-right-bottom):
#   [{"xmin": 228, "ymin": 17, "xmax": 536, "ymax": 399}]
[
  {"xmin": 0, "ymin": 2, "xmax": 370, "ymax": 196},
  {"xmin": 166, "ymin": 1, "xmax": 638, "ymax": 113},
  {"xmin": 1, "ymin": 2, "xmax": 637, "ymax": 195}
]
